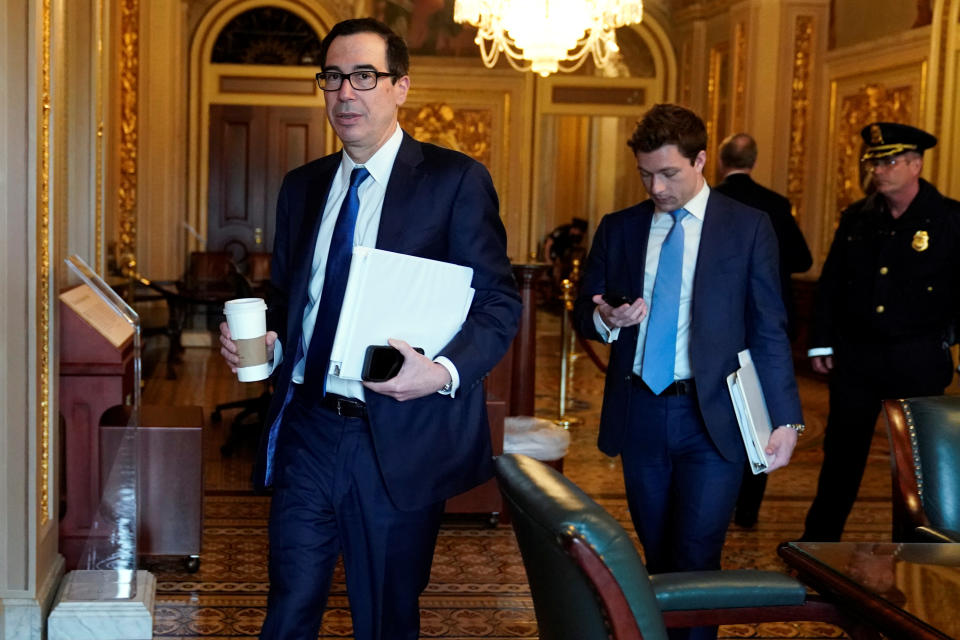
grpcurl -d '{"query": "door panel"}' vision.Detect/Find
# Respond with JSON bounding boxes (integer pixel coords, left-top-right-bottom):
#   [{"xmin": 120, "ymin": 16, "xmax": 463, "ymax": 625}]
[{"xmin": 208, "ymin": 105, "xmax": 325, "ymax": 266}]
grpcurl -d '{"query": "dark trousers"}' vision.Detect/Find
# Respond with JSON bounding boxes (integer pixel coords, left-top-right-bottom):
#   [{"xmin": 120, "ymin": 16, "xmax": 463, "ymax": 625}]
[
  {"xmin": 621, "ymin": 386, "xmax": 743, "ymax": 640},
  {"xmin": 260, "ymin": 391, "xmax": 444, "ymax": 640},
  {"xmin": 803, "ymin": 339, "xmax": 953, "ymax": 541},
  {"xmin": 734, "ymin": 467, "xmax": 767, "ymax": 527}
]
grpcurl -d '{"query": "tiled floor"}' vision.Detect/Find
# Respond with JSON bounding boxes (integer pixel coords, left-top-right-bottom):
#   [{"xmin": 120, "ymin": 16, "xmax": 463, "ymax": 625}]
[{"xmin": 141, "ymin": 308, "xmax": 898, "ymax": 638}]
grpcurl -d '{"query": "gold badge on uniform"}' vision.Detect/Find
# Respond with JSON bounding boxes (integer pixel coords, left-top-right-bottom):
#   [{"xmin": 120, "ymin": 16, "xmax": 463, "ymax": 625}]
[
  {"xmin": 870, "ymin": 124, "xmax": 884, "ymax": 144},
  {"xmin": 912, "ymin": 230, "xmax": 929, "ymax": 252}
]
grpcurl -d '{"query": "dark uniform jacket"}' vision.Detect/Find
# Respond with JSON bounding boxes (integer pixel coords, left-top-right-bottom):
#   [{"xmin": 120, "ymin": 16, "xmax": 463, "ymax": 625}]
[{"xmin": 810, "ymin": 179, "xmax": 960, "ymax": 350}]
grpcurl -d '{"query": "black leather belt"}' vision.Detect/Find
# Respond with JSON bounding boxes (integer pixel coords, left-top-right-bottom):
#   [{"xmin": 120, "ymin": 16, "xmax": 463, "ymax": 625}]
[
  {"xmin": 632, "ymin": 375, "xmax": 696, "ymax": 397},
  {"xmin": 294, "ymin": 384, "xmax": 368, "ymax": 418},
  {"xmin": 319, "ymin": 393, "xmax": 367, "ymax": 418}
]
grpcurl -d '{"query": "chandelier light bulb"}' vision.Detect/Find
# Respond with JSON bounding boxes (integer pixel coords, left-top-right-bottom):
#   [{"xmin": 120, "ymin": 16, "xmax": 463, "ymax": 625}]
[{"xmin": 454, "ymin": 0, "xmax": 644, "ymax": 77}]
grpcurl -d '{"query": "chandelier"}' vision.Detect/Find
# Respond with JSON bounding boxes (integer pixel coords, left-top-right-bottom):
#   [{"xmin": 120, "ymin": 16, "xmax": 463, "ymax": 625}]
[{"xmin": 453, "ymin": 0, "xmax": 644, "ymax": 77}]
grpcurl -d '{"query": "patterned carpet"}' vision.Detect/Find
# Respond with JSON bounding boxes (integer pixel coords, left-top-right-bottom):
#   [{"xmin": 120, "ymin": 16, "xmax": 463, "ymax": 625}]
[{"xmin": 141, "ymin": 308, "xmax": 899, "ymax": 638}]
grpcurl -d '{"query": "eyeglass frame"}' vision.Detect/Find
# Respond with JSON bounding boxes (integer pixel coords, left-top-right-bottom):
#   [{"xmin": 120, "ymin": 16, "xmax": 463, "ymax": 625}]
[
  {"xmin": 315, "ymin": 69, "xmax": 398, "ymax": 92},
  {"xmin": 860, "ymin": 153, "xmax": 918, "ymax": 171}
]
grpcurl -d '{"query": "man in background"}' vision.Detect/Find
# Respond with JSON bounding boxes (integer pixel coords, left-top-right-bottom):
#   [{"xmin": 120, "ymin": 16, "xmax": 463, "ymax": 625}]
[
  {"xmin": 573, "ymin": 104, "xmax": 803, "ymax": 640},
  {"xmin": 803, "ymin": 122, "xmax": 960, "ymax": 541},
  {"xmin": 715, "ymin": 133, "xmax": 812, "ymax": 528},
  {"xmin": 219, "ymin": 18, "xmax": 520, "ymax": 640}
]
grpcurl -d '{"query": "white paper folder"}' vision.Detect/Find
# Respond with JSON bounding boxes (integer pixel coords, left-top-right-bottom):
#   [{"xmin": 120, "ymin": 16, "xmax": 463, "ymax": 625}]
[
  {"xmin": 329, "ymin": 247, "xmax": 475, "ymax": 380},
  {"xmin": 725, "ymin": 349, "xmax": 773, "ymax": 474}
]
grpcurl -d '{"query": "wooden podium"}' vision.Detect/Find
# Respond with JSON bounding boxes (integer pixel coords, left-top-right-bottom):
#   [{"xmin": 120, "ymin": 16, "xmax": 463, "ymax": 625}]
[{"xmin": 59, "ymin": 285, "xmax": 136, "ymax": 569}]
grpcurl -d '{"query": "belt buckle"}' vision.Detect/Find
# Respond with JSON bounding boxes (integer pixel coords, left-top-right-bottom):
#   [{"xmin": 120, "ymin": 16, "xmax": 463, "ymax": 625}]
[
  {"xmin": 675, "ymin": 380, "xmax": 691, "ymax": 395},
  {"xmin": 335, "ymin": 400, "xmax": 346, "ymax": 417}
]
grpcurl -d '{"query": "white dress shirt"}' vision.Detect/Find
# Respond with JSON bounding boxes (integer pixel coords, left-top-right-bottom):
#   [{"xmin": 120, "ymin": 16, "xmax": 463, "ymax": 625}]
[
  {"xmin": 594, "ymin": 182, "xmax": 710, "ymax": 382},
  {"xmin": 271, "ymin": 124, "xmax": 459, "ymax": 399}
]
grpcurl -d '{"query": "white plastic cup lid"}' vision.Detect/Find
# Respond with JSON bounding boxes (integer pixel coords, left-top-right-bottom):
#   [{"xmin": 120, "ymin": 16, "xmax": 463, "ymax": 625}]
[{"xmin": 224, "ymin": 297, "xmax": 267, "ymax": 315}]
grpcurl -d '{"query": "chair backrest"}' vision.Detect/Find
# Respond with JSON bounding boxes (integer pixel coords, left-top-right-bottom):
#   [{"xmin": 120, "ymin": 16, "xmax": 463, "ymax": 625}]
[
  {"xmin": 494, "ymin": 453, "xmax": 667, "ymax": 640},
  {"xmin": 182, "ymin": 251, "xmax": 249, "ymax": 299},
  {"xmin": 883, "ymin": 396, "xmax": 960, "ymax": 541}
]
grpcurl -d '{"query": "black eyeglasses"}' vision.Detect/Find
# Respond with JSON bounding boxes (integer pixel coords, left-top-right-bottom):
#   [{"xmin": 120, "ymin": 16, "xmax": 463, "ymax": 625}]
[{"xmin": 315, "ymin": 70, "xmax": 396, "ymax": 91}]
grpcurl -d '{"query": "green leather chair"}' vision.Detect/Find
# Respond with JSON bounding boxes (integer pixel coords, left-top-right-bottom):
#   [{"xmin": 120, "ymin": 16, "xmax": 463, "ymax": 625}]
[
  {"xmin": 883, "ymin": 396, "xmax": 960, "ymax": 542},
  {"xmin": 495, "ymin": 453, "xmax": 866, "ymax": 640}
]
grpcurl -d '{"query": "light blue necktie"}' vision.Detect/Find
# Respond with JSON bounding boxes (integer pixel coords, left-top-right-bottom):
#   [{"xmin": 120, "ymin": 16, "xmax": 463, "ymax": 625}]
[
  {"xmin": 641, "ymin": 208, "xmax": 688, "ymax": 394},
  {"xmin": 303, "ymin": 166, "xmax": 370, "ymax": 394}
]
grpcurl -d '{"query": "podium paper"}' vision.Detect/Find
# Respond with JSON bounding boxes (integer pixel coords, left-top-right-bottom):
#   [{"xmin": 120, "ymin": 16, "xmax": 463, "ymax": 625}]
[
  {"xmin": 725, "ymin": 349, "xmax": 773, "ymax": 474},
  {"xmin": 329, "ymin": 247, "xmax": 475, "ymax": 380}
]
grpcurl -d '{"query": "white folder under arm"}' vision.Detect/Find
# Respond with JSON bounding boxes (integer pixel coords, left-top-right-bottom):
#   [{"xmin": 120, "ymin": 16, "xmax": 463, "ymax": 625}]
[
  {"xmin": 328, "ymin": 247, "xmax": 475, "ymax": 380},
  {"xmin": 725, "ymin": 349, "xmax": 773, "ymax": 474}
]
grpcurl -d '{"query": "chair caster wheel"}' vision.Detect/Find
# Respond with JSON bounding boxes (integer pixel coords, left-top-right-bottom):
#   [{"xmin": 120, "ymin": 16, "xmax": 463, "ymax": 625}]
[
  {"xmin": 487, "ymin": 513, "xmax": 500, "ymax": 528},
  {"xmin": 185, "ymin": 555, "xmax": 200, "ymax": 573}
]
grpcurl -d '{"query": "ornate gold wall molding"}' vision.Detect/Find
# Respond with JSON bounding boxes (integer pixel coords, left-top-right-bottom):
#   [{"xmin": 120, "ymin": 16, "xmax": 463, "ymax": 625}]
[
  {"xmin": 930, "ymin": 0, "xmax": 953, "ymax": 176},
  {"xmin": 731, "ymin": 21, "xmax": 746, "ymax": 132},
  {"xmin": 96, "ymin": 0, "xmax": 105, "ymax": 272},
  {"xmin": 834, "ymin": 82, "xmax": 913, "ymax": 219},
  {"xmin": 118, "ymin": 0, "xmax": 139, "ymax": 274},
  {"xmin": 398, "ymin": 103, "xmax": 493, "ymax": 168},
  {"xmin": 786, "ymin": 16, "xmax": 814, "ymax": 224},
  {"xmin": 680, "ymin": 38, "xmax": 693, "ymax": 106},
  {"xmin": 706, "ymin": 43, "xmax": 728, "ymax": 177},
  {"xmin": 37, "ymin": 0, "xmax": 52, "ymax": 527}
]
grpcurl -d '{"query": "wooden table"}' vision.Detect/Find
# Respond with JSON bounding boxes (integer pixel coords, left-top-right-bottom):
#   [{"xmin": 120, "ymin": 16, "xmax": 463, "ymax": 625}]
[{"xmin": 778, "ymin": 541, "xmax": 960, "ymax": 640}]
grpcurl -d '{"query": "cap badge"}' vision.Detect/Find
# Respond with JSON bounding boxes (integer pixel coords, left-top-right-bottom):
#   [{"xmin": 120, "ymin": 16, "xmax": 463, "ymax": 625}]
[
  {"xmin": 912, "ymin": 230, "xmax": 929, "ymax": 252},
  {"xmin": 870, "ymin": 124, "xmax": 884, "ymax": 144}
]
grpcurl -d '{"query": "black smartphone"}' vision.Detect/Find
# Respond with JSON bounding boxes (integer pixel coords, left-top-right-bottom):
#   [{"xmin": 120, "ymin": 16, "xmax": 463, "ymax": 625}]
[
  {"xmin": 602, "ymin": 292, "xmax": 632, "ymax": 307},
  {"xmin": 361, "ymin": 345, "xmax": 425, "ymax": 382}
]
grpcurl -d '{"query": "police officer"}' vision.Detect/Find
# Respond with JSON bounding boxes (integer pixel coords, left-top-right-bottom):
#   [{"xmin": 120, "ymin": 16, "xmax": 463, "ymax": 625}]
[{"xmin": 803, "ymin": 122, "xmax": 960, "ymax": 541}]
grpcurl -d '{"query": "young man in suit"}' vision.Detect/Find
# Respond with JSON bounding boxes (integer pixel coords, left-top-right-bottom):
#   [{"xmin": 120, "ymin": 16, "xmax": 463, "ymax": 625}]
[
  {"xmin": 219, "ymin": 18, "xmax": 521, "ymax": 640},
  {"xmin": 573, "ymin": 104, "xmax": 804, "ymax": 640},
  {"xmin": 715, "ymin": 133, "xmax": 813, "ymax": 528}
]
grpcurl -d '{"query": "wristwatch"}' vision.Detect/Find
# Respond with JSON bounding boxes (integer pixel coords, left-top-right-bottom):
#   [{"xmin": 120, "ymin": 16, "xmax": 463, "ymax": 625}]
[{"xmin": 780, "ymin": 423, "xmax": 806, "ymax": 435}]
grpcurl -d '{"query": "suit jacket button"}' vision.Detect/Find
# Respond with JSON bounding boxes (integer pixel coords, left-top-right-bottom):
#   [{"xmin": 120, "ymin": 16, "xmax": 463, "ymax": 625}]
[{"xmin": 876, "ymin": 305, "xmax": 885, "ymax": 313}]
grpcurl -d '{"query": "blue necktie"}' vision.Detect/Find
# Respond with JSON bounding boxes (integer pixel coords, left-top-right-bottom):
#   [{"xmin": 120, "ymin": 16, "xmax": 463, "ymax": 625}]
[
  {"xmin": 641, "ymin": 208, "xmax": 689, "ymax": 394},
  {"xmin": 304, "ymin": 166, "xmax": 370, "ymax": 393}
]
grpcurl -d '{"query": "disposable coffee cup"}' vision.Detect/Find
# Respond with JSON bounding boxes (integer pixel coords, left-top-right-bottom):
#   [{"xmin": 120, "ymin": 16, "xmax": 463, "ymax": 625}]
[{"xmin": 223, "ymin": 298, "xmax": 269, "ymax": 382}]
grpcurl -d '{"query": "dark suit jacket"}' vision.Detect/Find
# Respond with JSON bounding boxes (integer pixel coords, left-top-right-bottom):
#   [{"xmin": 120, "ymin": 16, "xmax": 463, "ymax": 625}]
[
  {"xmin": 255, "ymin": 133, "xmax": 522, "ymax": 510},
  {"xmin": 714, "ymin": 173, "xmax": 812, "ymax": 331},
  {"xmin": 572, "ymin": 191, "xmax": 803, "ymax": 462}
]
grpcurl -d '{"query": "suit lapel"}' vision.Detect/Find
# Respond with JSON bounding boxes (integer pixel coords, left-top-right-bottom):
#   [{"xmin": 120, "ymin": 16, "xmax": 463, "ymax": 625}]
[
  {"xmin": 376, "ymin": 133, "xmax": 424, "ymax": 251},
  {"xmin": 626, "ymin": 202, "xmax": 654, "ymax": 298},
  {"xmin": 692, "ymin": 193, "xmax": 726, "ymax": 319}
]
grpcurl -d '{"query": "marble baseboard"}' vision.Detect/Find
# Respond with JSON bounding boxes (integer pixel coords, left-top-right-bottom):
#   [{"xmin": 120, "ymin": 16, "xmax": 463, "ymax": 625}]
[
  {"xmin": 1, "ymin": 554, "xmax": 65, "ymax": 640},
  {"xmin": 48, "ymin": 570, "xmax": 156, "ymax": 640}
]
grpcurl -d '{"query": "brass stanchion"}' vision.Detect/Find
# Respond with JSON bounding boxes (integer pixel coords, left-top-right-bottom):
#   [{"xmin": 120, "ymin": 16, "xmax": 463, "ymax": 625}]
[
  {"xmin": 555, "ymin": 278, "xmax": 582, "ymax": 429},
  {"xmin": 567, "ymin": 257, "xmax": 583, "ymax": 362}
]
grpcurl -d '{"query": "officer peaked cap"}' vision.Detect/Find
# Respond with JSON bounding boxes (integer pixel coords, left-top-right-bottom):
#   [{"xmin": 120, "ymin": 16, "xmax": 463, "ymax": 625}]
[{"xmin": 860, "ymin": 122, "xmax": 937, "ymax": 160}]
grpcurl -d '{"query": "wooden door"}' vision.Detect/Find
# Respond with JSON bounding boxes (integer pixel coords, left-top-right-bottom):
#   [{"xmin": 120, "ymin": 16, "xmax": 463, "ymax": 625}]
[{"xmin": 207, "ymin": 105, "xmax": 326, "ymax": 265}]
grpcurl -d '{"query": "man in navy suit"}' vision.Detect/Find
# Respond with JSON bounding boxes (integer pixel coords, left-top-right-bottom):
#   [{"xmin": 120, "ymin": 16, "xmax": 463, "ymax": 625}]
[
  {"xmin": 573, "ymin": 104, "xmax": 804, "ymax": 640},
  {"xmin": 219, "ymin": 18, "xmax": 520, "ymax": 640}
]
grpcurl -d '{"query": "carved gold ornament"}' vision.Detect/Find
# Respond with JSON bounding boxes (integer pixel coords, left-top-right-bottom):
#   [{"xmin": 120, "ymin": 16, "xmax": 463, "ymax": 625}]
[{"xmin": 912, "ymin": 230, "xmax": 929, "ymax": 252}]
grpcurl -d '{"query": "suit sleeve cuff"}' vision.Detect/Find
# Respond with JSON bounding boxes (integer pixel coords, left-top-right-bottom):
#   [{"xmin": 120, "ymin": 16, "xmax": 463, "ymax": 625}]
[
  {"xmin": 593, "ymin": 308, "xmax": 620, "ymax": 343},
  {"xmin": 807, "ymin": 347, "xmax": 833, "ymax": 357},
  {"xmin": 434, "ymin": 356, "xmax": 460, "ymax": 398}
]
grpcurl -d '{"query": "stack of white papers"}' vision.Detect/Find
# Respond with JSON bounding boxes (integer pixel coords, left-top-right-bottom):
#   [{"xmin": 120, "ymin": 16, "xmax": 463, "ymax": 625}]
[
  {"xmin": 726, "ymin": 349, "xmax": 773, "ymax": 474},
  {"xmin": 329, "ymin": 247, "xmax": 475, "ymax": 380}
]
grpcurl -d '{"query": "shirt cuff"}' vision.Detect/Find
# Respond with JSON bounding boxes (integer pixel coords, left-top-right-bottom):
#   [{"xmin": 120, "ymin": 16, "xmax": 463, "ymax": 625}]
[
  {"xmin": 434, "ymin": 356, "xmax": 460, "ymax": 398},
  {"xmin": 807, "ymin": 347, "xmax": 833, "ymax": 358},
  {"xmin": 593, "ymin": 308, "xmax": 620, "ymax": 343},
  {"xmin": 269, "ymin": 338, "xmax": 283, "ymax": 375}
]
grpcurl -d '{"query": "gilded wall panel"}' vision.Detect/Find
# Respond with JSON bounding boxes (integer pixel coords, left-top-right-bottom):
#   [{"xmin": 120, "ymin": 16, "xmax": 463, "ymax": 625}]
[
  {"xmin": 786, "ymin": 16, "xmax": 814, "ymax": 224},
  {"xmin": 399, "ymin": 103, "xmax": 492, "ymax": 168}
]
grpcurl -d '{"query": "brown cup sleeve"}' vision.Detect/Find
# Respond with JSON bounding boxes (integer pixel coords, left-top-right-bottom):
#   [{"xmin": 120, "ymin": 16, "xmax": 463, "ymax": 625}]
[{"xmin": 236, "ymin": 336, "xmax": 268, "ymax": 368}]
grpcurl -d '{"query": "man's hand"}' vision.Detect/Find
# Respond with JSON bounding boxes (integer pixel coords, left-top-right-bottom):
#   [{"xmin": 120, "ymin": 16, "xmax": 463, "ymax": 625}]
[
  {"xmin": 592, "ymin": 294, "xmax": 648, "ymax": 329},
  {"xmin": 811, "ymin": 355, "xmax": 834, "ymax": 375},
  {"xmin": 219, "ymin": 321, "xmax": 277, "ymax": 373},
  {"xmin": 363, "ymin": 338, "xmax": 451, "ymax": 401},
  {"xmin": 764, "ymin": 426, "xmax": 799, "ymax": 473}
]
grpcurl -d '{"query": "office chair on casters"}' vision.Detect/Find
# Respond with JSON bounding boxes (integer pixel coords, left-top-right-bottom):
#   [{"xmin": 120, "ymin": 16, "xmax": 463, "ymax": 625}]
[
  {"xmin": 883, "ymin": 396, "xmax": 960, "ymax": 542},
  {"xmin": 494, "ymin": 453, "xmax": 870, "ymax": 640}
]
